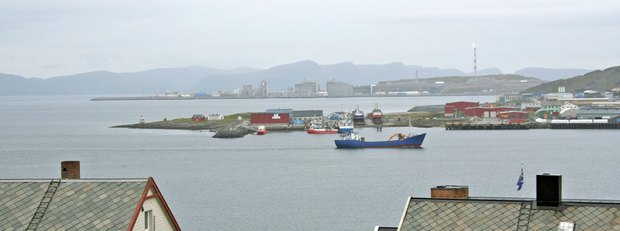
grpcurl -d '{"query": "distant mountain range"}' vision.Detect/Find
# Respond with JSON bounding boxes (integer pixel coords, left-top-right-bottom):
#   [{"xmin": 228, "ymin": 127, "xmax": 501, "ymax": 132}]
[
  {"xmin": 0, "ymin": 60, "xmax": 599, "ymax": 96},
  {"xmin": 523, "ymin": 66, "xmax": 620, "ymax": 93}
]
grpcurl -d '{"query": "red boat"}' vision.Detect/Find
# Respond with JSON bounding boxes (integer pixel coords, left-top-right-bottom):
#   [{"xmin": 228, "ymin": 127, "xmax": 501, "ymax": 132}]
[
  {"xmin": 256, "ymin": 126, "xmax": 268, "ymax": 135},
  {"xmin": 307, "ymin": 127, "xmax": 338, "ymax": 134},
  {"xmin": 306, "ymin": 122, "xmax": 338, "ymax": 134}
]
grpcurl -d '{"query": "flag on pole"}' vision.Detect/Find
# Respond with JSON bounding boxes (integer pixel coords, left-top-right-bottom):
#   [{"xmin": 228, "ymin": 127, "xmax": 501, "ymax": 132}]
[{"xmin": 516, "ymin": 164, "xmax": 524, "ymax": 191}]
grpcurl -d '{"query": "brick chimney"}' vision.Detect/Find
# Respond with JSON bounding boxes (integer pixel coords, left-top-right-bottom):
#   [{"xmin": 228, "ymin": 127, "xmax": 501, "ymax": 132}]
[
  {"xmin": 431, "ymin": 185, "xmax": 469, "ymax": 199},
  {"xmin": 61, "ymin": 161, "xmax": 80, "ymax": 179}
]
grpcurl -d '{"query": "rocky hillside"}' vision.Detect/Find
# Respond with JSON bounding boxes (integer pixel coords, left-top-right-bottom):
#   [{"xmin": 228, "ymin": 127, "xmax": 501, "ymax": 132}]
[
  {"xmin": 522, "ymin": 66, "xmax": 620, "ymax": 93},
  {"xmin": 374, "ymin": 74, "xmax": 545, "ymax": 95}
]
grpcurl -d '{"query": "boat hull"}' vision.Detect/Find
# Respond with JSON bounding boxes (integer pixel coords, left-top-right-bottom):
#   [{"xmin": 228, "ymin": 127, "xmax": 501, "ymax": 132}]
[
  {"xmin": 335, "ymin": 133, "xmax": 426, "ymax": 148},
  {"xmin": 307, "ymin": 129, "xmax": 339, "ymax": 134}
]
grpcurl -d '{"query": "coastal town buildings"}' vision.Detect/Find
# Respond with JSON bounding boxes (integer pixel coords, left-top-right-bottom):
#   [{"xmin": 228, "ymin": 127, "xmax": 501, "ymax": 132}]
[
  {"xmin": 536, "ymin": 101, "xmax": 563, "ymax": 118},
  {"xmin": 498, "ymin": 111, "xmax": 529, "ymax": 123},
  {"xmin": 241, "ymin": 84, "xmax": 254, "ymax": 97},
  {"xmin": 444, "ymin": 101, "xmax": 480, "ymax": 117},
  {"xmin": 326, "ymin": 80, "xmax": 353, "ymax": 97},
  {"xmin": 257, "ymin": 80, "xmax": 268, "ymax": 97},
  {"xmin": 463, "ymin": 106, "xmax": 517, "ymax": 118},
  {"xmin": 0, "ymin": 161, "xmax": 180, "ymax": 231},
  {"xmin": 294, "ymin": 81, "xmax": 319, "ymax": 97},
  {"xmin": 291, "ymin": 110, "xmax": 323, "ymax": 126}
]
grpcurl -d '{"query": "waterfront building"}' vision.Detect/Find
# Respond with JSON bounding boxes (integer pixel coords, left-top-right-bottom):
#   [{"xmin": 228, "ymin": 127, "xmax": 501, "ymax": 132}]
[
  {"xmin": 291, "ymin": 110, "xmax": 323, "ymax": 125},
  {"xmin": 207, "ymin": 113, "xmax": 224, "ymax": 120},
  {"xmin": 576, "ymin": 107, "xmax": 620, "ymax": 119},
  {"xmin": 294, "ymin": 81, "xmax": 318, "ymax": 97},
  {"xmin": 326, "ymin": 80, "xmax": 353, "ymax": 97},
  {"xmin": 463, "ymin": 106, "xmax": 517, "ymax": 118},
  {"xmin": 0, "ymin": 161, "xmax": 180, "ymax": 231},
  {"xmin": 250, "ymin": 112, "xmax": 290, "ymax": 127},
  {"xmin": 191, "ymin": 114, "xmax": 206, "ymax": 122},
  {"xmin": 520, "ymin": 100, "xmax": 542, "ymax": 112},
  {"xmin": 444, "ymin": 101, "xmax": 480, "ymax": 117},
  {"xmin": 385, "ymin": 174, "xmax": 620, "ymax": 231},
  {"xmin": 498, "ymin": 111, "xmax": 529, "ymax": 123},
  {"xmin": 536, "ymin": 101, "xmax": 563, "ymax": 118}
]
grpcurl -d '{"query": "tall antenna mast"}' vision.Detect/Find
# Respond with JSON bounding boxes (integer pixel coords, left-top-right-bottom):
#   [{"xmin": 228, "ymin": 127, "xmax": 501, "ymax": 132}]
[{"xmin": 472, "ymin": 42, "xmax": 477, "ymax": 76}]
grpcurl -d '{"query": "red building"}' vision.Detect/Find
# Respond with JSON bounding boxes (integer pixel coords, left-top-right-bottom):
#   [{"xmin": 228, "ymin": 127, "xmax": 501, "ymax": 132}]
[
  {"xmin": 191, "ymin": 114, "xmax": 206, "ymax": 122},
  {"xmin": 444, "ymin": 101, "xmax": 480, "ymax": 117},
  {"xmin": 250, "ymin": 112, "xmax": 290, "ymax": 126},
  {"xmin": 464, "ymin": 107, "xmax": 517, "ymax": 118},
  {"xmin": 498, "ymin": 111, "xmax": 529, "ymax": 123}
]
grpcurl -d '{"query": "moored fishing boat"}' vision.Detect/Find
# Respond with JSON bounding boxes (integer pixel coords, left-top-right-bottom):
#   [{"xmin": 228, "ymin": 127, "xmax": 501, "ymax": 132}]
[
  {"xmin": 368, "ymin": 104, "xmax": 383, "ymax": 124},
  {"xmin": 256, "ymin": 126, "xmax": 268, "ymax": 135},
  {"xmin": 335, "ymin": 132, "xmax": 426, "ymax": 148},
  {"xmin": 307, "ymin": 121, "xmax": 338, "ymax": 134},
  {"xmin": 352, "ymin": 106, "xmax": 365, "ymax": 125},
  {"xmin": 307, "ymin": 127, "xmax": 339, "ymax": 134},
  {"xmin": 337, "ymin": 119, "xmax": 354, "ymax": 134}
]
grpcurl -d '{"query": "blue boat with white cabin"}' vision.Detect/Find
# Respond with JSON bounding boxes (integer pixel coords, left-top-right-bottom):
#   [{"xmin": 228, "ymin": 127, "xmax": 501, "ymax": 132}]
[{"xmin": 335, "ymin": 132, "xmax": 426, "ymax": 148}]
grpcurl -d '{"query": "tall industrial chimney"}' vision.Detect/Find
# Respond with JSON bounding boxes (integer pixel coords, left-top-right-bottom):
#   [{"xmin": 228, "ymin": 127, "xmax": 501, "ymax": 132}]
[
  {"xmin": 61, "ymin": 161, "xmax": 80, "ymax": 179},
  {"xmin": 472, "ymin": 43, "xmax": 477, "ymax": 76}
]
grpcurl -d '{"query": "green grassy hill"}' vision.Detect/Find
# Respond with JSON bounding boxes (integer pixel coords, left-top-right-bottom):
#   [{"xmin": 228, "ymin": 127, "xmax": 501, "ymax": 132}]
[{"xmin": 523, "ymin": 66, "xmax": 620, "ymax": 93}]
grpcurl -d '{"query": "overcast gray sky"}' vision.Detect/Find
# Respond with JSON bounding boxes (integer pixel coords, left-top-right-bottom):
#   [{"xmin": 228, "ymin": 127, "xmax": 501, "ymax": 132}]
[{"xmin": 1, "ymin": 0, "xmax": 619, "ymax": 78}]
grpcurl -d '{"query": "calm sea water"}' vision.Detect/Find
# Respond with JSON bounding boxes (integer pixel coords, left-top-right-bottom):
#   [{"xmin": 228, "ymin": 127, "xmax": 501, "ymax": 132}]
[{"xmin": 1, "ymin": 95, "xmax": 619, "ymax": 230}]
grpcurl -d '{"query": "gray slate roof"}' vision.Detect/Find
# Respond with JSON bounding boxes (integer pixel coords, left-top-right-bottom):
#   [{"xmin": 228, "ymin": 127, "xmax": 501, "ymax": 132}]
[
  {"xmin": 398, "ymin": 197, "xmax": 620, "ymax": 231},
  {"xmin": 0, "ymin": 181, "xmax": 49, "ymax": 230},
  {"xmin": 0, "ymin": 179, "xmax": 147, "ymax": 231}
]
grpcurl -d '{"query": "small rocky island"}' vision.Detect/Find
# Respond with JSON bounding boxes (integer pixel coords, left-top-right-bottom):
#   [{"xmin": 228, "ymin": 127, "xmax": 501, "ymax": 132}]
[
  {"xmin": 112, "ymin": 111, "xmax": 448, "ymax": 138},
  {"xmin": 112, "ymin": 113, "xmax": 260, "ymax": 138}
]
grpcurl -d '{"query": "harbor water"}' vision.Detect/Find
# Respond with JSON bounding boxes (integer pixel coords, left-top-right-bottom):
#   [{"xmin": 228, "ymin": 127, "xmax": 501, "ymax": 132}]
[{"xmin": 1, "ymin": 95, "xmax": 619, "ymax": 230}]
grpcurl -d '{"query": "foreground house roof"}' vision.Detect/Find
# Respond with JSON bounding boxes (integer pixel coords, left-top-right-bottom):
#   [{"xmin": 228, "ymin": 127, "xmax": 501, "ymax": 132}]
[
  {"xmin": 389, "ymin": 176, "xmax": 620, "ymax": 231},
  {"xmin": 0, "ymin": 177, "xmax": 180, "ymax": 230},
  {"xmin": 398, "ymin": 197, "xmax": 620, "ymax": 231}
]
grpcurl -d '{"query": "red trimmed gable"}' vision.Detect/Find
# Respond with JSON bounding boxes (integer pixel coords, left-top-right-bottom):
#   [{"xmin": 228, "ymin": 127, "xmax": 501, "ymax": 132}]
[{"xmin": 128, "ymin": 177, "xmax": 181, "ymax": 231}]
